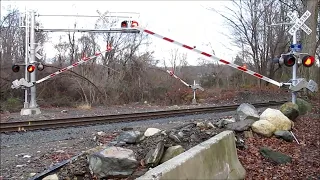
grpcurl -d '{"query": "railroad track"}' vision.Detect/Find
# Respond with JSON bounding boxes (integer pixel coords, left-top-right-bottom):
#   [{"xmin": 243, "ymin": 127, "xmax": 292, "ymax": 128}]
[{"xmin": 0, "ymin": 101, "xmax": 287, "ymax": 133}]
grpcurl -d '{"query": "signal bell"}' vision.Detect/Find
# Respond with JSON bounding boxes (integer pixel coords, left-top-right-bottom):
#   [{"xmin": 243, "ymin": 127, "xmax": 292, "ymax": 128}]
[
  {"xmin": 279, "ymin": 54, "xmax": 296, "ymax": 67},
  {"xmin": 301, "ymin": 55, "xmax": 315, "ymax": 67}
]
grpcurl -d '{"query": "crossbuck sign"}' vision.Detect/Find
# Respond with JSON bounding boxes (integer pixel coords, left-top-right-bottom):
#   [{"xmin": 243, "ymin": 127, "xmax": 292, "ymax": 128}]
[{"xmin": 288, "ymin": 10, "xmax": 312, "ymax": 35}]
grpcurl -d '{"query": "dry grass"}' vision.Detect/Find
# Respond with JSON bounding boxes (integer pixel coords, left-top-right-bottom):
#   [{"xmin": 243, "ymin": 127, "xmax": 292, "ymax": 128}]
[{"xmin": 77, "ymin": 103, "xmax": 92, "ymax": 110}]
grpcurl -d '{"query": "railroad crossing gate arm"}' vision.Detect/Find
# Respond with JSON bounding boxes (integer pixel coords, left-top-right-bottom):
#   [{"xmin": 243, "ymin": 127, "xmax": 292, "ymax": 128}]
[
  {"xmin": 134, "ymin": 26, "xmax": 283, "ymax": 88},
  {"xmin": 166, "ymin": 70, "xmax": 191, "ymax": 87},
  {"xmin": 11, "ymin": 47, "xmax": 111, "ymax": 89}
]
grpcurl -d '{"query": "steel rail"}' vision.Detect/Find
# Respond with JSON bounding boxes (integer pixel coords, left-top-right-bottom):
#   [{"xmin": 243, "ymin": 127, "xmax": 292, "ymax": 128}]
[{"xmin": 0, "ymin": 101, "xmax": 286, "ymax": 133}]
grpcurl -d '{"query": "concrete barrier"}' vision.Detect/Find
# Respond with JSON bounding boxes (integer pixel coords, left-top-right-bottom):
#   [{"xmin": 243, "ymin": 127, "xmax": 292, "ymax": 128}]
[{"xmin": 137, "ymin": 130, "xmax": 246, "ymax": 180}]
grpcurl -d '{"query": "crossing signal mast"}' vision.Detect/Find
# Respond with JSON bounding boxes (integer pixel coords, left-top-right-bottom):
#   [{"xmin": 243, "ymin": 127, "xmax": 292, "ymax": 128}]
[
  {"xmin": 12, "ymin": 9, "xmax": 140, "ymax": 116},
  {"xmin": 270, "ymin": 10, "xmax": 318, "ymax": 103}
]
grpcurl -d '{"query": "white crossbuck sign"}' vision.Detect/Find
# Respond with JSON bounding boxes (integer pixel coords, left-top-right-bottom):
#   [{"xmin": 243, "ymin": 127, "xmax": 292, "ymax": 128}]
[{"xmin": 288, "ymin": 10, "xmax": 312, "ymax": 35}]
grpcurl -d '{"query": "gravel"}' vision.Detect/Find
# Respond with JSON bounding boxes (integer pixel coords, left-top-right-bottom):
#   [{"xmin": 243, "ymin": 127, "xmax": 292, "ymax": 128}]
[{"xmin": 0, "ymin": 106, "xmax": 277, "ymax": 180}]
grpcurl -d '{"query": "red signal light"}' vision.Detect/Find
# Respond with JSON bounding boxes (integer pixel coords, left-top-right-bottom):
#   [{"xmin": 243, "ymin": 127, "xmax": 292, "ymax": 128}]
[
  {"xmin": 302, "ymin": 55, "xmax": 315, "ymax": 67},
  {"xmin": 12, "ymin": 65, "xmax": 20, "ymax": 72},
  {"xmin": 280, "ymin": 54, "xmax": 295, "ymax": 67},
  {"xmin": 121, "ymin": 21, "xmax": 128, "ymax": 28},
  {"xmin": 27, "ymin": 65, "xmax": 36, "ymax": 73},
  {"xmin": 131, "ymin": 21, "xmax": 139, "ymax": 27}
]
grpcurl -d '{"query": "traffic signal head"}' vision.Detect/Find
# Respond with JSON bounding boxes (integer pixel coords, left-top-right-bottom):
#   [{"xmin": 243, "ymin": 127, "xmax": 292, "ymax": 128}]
[
  {"xmin": 301, "ymin": 55, "xmax": 315, "ymax": 67},
  {"xmin": 12, "ymin": 65, "xmax": 20, "ymax": 72},
  {"xmin": 27, "ymin": 65, "xmax": 36, "ymax": 73},
  {"xmin": 121, "ymin": 21, "xmax": 128, "ymax": 28},
  {"xmin": 279, "ymin": 54, "xmax": 296, "ymax": 67}
]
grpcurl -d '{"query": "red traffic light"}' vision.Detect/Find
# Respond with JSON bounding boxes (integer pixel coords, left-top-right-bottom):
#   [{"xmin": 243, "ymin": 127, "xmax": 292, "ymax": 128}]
[
  {"xmin": 12, "ymin": 65, "xmax": 20, "ymax": 72},
  {"xmin": 121, "ymin": 21, "xmax": 128, "ymax": 28},
  {"xmin": 131, "ymin": 20, "xmax": 139, "ymax": 27},
  {"xmin": 27, "ymin": 65, "xmax": 36, "ymax": 73},
  {"xmin": 280, "ymin": 54, "xmax": 295, "ymax": 67},
  {"xmin": 302, "ymin": 55, "xmax": 315, "ymax": 67}
]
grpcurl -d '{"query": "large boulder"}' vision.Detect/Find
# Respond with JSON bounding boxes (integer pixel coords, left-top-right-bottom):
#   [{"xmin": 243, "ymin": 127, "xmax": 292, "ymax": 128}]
[
  {"xmin": 296, "ymin": 98, "xmax": 312, "ymax": 115},
  {"xmin": 145, "ymin": 141, "xmax": 165, "ymax": 167},
  {"xmin": 226, "ymin": 119, "xmax": 255, "ymax": 132},
  {"xmin": 160, "ymin": 145, "xmax": 185, "ymax": 163},
  {"xmin": 88, "ymin": 146, "xmax": 139, "ymax": 178},
  {"xmin": 236, "ymin": 103, "xmax": 260, "ymax": 121},
  {"xmin": 259, "ymin": 147, "xmax": 292, "ymax": 164},
  {"xmin": 251, "ymin": 120, "xmax": 276, "ymax": 137},
  {"xmin": 280, "ymin": 102, "xmax": 300, "ymax": 121},
  {"xmin": 260, "ymin": 108, "xmax": 292, "ymax": 131}
]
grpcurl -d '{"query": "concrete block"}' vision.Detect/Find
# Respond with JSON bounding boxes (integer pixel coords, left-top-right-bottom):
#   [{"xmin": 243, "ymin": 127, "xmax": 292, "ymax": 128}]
[
  {"xmin": 137, "ymin": 130, "xmax": 246, "ymax": 180},
  {"xmin": 20, "ymin": 108, "xmax": 41, "ymax": 116}
]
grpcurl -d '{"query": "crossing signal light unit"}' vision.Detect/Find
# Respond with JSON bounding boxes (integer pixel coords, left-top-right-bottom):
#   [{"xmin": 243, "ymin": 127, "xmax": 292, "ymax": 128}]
[
  {"xmin": 12, "ymin": 65, "xmax": 20, "ymax": 73},
  {"xmin": 279, "ymin": 54, "xmax": 296, "ymax": 67},
  {"xmin": 27, "ymin": 65, "xmax": 36, "ymax": 73},
  {"xmin": 301, "ymin": 55, "xmax": 315, "ymax": 67},
  {"xmin": 120, "ymin": 20, "xmax": 139, "ymax": 28}
]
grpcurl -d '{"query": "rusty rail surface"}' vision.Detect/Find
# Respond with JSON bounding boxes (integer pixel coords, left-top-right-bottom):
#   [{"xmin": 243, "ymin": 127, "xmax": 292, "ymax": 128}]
[{"xmin": 0, "ymin": 101, "xmax": 286, "ymax": 133}]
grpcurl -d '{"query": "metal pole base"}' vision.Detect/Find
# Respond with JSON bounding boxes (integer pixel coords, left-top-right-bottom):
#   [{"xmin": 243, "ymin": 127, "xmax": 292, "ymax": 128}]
[
  {"xmin": 20, "ymin": 107, "xmax": 41, "ymax": 116},
  {"xmin": 192, "ymin": 98, "xmax": 197, "ymax": 105}
]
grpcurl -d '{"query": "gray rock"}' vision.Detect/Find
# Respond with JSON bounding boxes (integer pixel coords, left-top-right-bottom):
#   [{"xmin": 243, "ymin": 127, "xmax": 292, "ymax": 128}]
[
  {"xmin": 88, "ymin": 146, "xmax": 138, "ymax": 178},
  {"xmin": 280, "ymin": 102, "xmax": 300, "ymax": 121},
  {"xmin": 296, "ymin": 98, "xmax": 312, "ymax": 115},
  {"xmin": 117, "ymin": 131, "xmax": 144, "ymax": 144},
  {"xmin": 168, "ymin": 132, "xmax": 181, "ymax": 143},
  {"xmin": 177, "ymin": 131, "xmax": 184, "ymax": 138},
  {"xmin": 225, "ymin": 119, "xmax": 256, "ymax": 132},
  {"xmin": 196, "ymin": 122, "xmax": 206, "ymax": 128},
  {"xmin": 236, "ymin": 103, "xmax": 259, "ymax": 121},
  {"xmin": 190, "ymin": 134, "xmax": 198, "ymax": 142},
  {"xmin": 160, "ymin": 145, "xmax": 185, "ymax": 163},
  {"xmin": 259, "ymin": 147, "xmax": 292, "ymax": 164},
  {"xmin": 274, "ymin": 130, "xmax": 294, "ymax": 142},
  {"xmin": 215, "ymin": 118, "xmax": 235, "ymax": 128},
  {"xmin": 145, "ymin": 141, "xmax": 165, "ymax": 167}
]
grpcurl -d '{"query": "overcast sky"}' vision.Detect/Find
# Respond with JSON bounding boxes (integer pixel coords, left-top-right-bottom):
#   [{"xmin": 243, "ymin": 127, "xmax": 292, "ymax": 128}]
[{"xmin": 1, "ymin": 1, "xmax": 241, "ymax": 66}]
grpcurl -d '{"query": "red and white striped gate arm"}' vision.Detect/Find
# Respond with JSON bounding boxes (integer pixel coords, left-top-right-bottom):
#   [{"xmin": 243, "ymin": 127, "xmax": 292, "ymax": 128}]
[
  {"xmin": 134, "ymin": 26, "xmax": 282, "ymax": 87},
  {"xmin": 36, "ymin": 47, "xmax": 112, "ymax": 84},
  {"xmin": 166, "ymin": 70, "xmax": 191, "ymax": 87}
]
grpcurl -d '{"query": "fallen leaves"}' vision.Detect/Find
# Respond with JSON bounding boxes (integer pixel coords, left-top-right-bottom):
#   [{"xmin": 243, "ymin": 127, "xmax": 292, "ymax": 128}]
[{"xmin": 238, "ymin": 100, "xmax": 320, "ymax": 179}]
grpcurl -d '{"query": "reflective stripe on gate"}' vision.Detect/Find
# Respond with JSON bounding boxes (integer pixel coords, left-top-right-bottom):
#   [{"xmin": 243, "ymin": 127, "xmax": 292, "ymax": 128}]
[
  {"xmin": 135, "ymin": 27, "xmax": 282, "ymax": 87},
  {"xmin": 36, "ymin": 51, "xmax": 110, "ymax": 84}
]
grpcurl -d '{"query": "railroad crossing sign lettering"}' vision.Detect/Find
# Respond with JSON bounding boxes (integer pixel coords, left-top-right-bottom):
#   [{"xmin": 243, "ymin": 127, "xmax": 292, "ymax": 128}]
[
  {"xmin": 288, "ymin": 10, "xmax": 312, "ymax": 35},
  {"xmin": 35, "ymin": 44, "xmax": 43, "ymax": 60}
]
